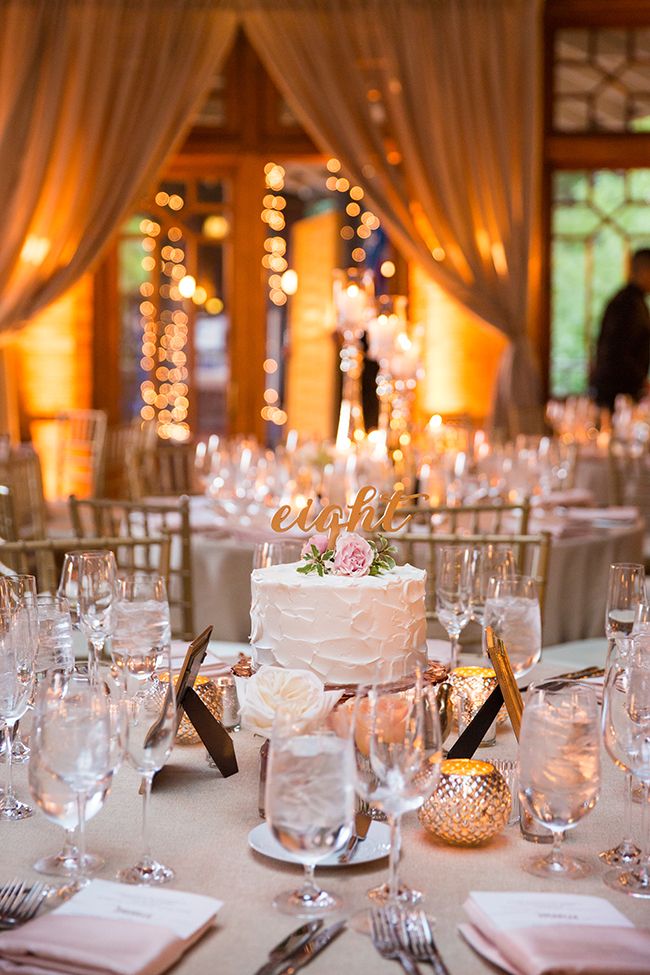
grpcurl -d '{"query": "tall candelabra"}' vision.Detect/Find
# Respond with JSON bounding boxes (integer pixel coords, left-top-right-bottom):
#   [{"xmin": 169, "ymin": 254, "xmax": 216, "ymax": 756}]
[
  {"xmin": 367, "ymin": 295, "xmax": 408, "ymax": 451},
  {"xmin": 332, "ymin": 268, "xmax": 374, "ymax": 450}
]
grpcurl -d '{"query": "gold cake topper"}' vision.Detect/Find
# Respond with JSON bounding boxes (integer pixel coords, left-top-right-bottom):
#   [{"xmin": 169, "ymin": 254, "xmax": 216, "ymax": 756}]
[{"xmin": 271, "ymin": 485, "xmax": 427, "ymax": 547}]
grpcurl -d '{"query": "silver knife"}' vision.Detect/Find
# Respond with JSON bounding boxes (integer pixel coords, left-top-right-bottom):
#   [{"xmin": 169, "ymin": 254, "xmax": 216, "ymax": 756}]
[
  {"xmin": 272, "ymin": 919, "xmax": 346, "ymax": 975},
  {"xmin": 253, "ymin": 920, "xmax": 323, "ymax": 975}
]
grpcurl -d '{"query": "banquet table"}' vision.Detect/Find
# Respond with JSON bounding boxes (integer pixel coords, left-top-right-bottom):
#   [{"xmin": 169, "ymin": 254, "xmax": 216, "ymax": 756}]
[
  {"xmin": 5, "ymin": 638, "xmax": 650, "ymax": 975},
  {"xmin": 190, "ymin": 512, "xmax": 645, "ymax": 648}
]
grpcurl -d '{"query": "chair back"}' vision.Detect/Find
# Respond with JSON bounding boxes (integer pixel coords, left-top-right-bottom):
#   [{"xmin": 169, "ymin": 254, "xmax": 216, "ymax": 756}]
[
  {"xmin": 0, "ymin": 485, "xmax": 17, "ymax": 542},
  {"xmin": 54, "ymin": 410, "xmax": 107, "ymax": 499},
  {"xmin": 0, "ymin": 445, "xmax": 47, "ymax": 539},
  {"xmin": 0, "ymin": 534, "xmax": 171, "ymax": 594},
  {"xmin": 69, "ymin": 495, "xmax": 193, "ymax": 639},
  {"xmin": 400, "ymin": 499, "xmax": 532, "ymax": 536}
]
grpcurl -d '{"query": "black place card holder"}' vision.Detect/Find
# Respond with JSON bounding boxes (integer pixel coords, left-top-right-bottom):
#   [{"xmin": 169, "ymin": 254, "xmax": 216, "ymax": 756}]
[{"xmin": 446, "ymin": 685, "xmax": 505, "ymax": 760}]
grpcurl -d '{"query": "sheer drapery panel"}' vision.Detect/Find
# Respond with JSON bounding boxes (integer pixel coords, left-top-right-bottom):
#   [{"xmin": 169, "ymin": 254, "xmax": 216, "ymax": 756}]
[
  {"xmin": 240, "ymin": 0, "xmax": 542, "ymax": 431},
  {"xmin": 0, "ymin": 0, "xmax": 237, "ymax": 333}
]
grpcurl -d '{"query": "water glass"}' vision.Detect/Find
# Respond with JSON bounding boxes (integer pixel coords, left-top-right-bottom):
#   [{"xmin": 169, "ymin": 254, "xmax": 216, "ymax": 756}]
[
  {"xmin": 483, "ymin": 574, "xmax": 541, "ymax": 676},
  {"xmin": 79, "ymin": 551, "xmax": 117, "ymax": 680},
  {"xmin": 606, "ymin": 563, "xmax": 645, "ymax": 644},
  {"xmin": 254, "ymin": 541, "xmax": 305, "ymax": 569},
  {"xmin": 518, "ymin": 679, "xmax": 600, "ymax": 878},
  {"xmin": 0, "ymin": 575, "xmax": 37, "ymax": 764},
  {"xmin": 35, "ymin": 673, "xmax": 112, "ymax": 883},
  {"xmin": 0, "ymin": 607, "xmax": 37, "ymax": 819},
  {"xmin": 265, "ymin": 707, "xmax": 354, "ymax": 916},
  {"xmin": 436, "ymin": 546, "xmax": 472, "ymax": 669},
  {"xmin": 35, "ymin": 594, "xmax": 74, "ymax": 679},
  {"xmin": 112, "ymin": 573, "xmax": 170, "ymax": 677},
  {"xmin": 602, "ymin": 647, "xmax": 650, "ymax": 897},
  {"xmin": 469, "ymin": 544, "xmax": 515, "ymax": 626},
  {"xmin": 58, "ymin": 553, "xmax": 83, "ymax": 628},
  {"xmin": 118, "ymin": 642, "xmax": 177, "ymax": 885},
  {"xmin": 352, "ymin": 675, "xmax": 442, "ymax": 907}
]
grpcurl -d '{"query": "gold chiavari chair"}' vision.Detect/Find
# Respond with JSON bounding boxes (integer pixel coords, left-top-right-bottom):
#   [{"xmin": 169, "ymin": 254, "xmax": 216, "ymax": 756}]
[
  {"xmin": 0, "ymin": 445, "xmax": 47, "ymax": 539},
  {"xmin": 0, "ymin": 534, "xmax": 171, "ymax": 594},
  {"xmin": 0, "ymin": 486, "xmax": 17, "ymax": 542},
  {"xmin": 399, "ymin": 498, "xmax": 532, "ymax": 536},
  {"xmin": 53, "ymin": 409, "xmax": 107, "ymax": 500},
  {"xmin": 68, "ymin": 495, "xmax": 193, "ymax": 639},
  {"xmin": 141, "ymin": 443, "xmax": 199, "ymax": 497},
  {"xmin": 397, "ymin": 529, "xmax": 552, "ymax": 626}
]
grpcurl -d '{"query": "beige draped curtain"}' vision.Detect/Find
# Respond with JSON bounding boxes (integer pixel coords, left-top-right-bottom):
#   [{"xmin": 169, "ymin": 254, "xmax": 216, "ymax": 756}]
[
  {"xmin": 241, "ymin": 0, "xmax": 542, "ymax": 432},
  {"xmin": 0, "ymin": 0, "xmax": 238, "ymax": 334}
]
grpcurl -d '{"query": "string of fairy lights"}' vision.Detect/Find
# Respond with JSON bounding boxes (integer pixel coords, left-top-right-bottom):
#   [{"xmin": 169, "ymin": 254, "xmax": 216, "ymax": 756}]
[{"xmin": 259, "ymin": 157, "xmax": 395, "ymax": 428}]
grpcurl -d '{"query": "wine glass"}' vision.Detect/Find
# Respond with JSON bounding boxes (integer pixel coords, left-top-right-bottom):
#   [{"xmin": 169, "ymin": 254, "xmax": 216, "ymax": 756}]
[
  {"xmin": 483, "ymin": 574, "xmax": 541, "ymax": 676},
  {"xmin": 436, "ymin": 546, "xmax": 472, "ymax": 668},
  {"xmin": 117, "ymin": 641, "xmax": 177, "ymax": 885},
  {"xmin": 518, "ymin": 679, "xmax": 600, "ymax": 878},
  {"xmin": 469, "ymin": 544, "xmax": 516, "ymax": 626},
  {"xmin": 58, "ymin": 553, "xmax": 83, "ymax": 629},
  {"xmin": 35, "ymin": 594, "xmax": 75, "ymax": 680},
  {"xmin": 0, "ymin": 606, "xmax": 37, "ymax": 819},
  {"xmin": 605, "ymin": 563, "xmax": 645, "ymax": 647},
  {"xmin": 352, "ymin": 674, "xmax": 442, "ymax": 907},
  {"xmin": 78, "ymin": 551, "xmax": 117, "ymax": 681},
  {"xmin": 0, "ymin": 574, "xmax": 37, "ymax": 764},
  {"xmin": 253, "ymin": 541, "xmax": 305, "ymax": 569},
  {"xmin": 35, "ymin": 672, "xmax": 112, "ymax": 884},
  {"xmin": 602, "ymin": 646, "xmax": 650, "ymax": 897},
  {"xmin": 265, "ymin": 707, "xmax": 354, "ymax": 916},
  {"xmin": 112, "ymin": 573, "xmax": 170, "ymax": 676}
]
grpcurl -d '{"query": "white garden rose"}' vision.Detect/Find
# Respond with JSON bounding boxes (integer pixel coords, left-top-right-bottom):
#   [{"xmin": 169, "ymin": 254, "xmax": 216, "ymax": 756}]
[{"xmin": 238, "ymin": 665, "xmax": 342, "ymax": 737}]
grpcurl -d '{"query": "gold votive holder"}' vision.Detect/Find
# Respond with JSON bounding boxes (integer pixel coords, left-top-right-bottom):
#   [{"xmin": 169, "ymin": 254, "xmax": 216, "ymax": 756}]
[
  {"xmin": 160, "ymin": 674, "xmax": 223, "ymax": 745},
  {"xmin": 449, "ymin": 666, "xmax": 498, "ymax": 747},
  {"xmin": 418, "ymin": 758, "xmax": 511, "ymax": 846}
]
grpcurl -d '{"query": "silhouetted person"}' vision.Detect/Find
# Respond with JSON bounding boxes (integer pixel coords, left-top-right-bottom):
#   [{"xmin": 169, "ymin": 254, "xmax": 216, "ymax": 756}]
[{"xmin": 592, "ymin": 249, "xmax": 650, "ymax": 411}]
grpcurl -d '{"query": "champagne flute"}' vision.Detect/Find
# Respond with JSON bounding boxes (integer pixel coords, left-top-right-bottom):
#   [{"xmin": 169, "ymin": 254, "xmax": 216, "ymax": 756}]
[
  {"xmin": 0, "ymin": 575, "xmax": 37, "ymax": 764},
  {"xmin": 117, "ymin": 641, "xmax": 176, "ymax": 885},
  {"xmin": 36, "ymin": 673, "xmax": 111, "ymax": 884},
  {"xmin": 602, "ymin": 646, "xmax": 650, "ymax": 897},
  {"xmin": 518, "ymin": 679, "xmax": 600, "ymax": 878},
  {"xmin": 436, "ymin": 545, "xmax": 472, "ymax": 669},
  {"xmin": 352, "ymin": 674, "xmax": 442, "ymax": 907},
  {"xmin": 483, "ymin": 574, "xmax": 541, "ymax": 676},
  {"xmin": 265, "ymin": 707, "xmax": 354, "ymax": 916},
  {"xmin": 0, "ymin": 607, "xmax": 37, "ymax": 819},
  {"xmin": 606, "ymin": 563, "xmax": 645, "ymax": 646},
  {"xmin": 78, "ymin": 551, "xmax": 117, "ymax": 682}
]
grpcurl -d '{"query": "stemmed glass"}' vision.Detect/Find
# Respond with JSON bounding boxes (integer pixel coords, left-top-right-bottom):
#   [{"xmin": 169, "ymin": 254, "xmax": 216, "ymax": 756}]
[
  {"xmin": 78, "ymin": 551, "xmax": 117, "ymax": 681},
  {"xmin": 602, "ymin": 645, "xmax": 650, "ymax": 897},
  {"xmin": 112, "ymin": 573, "xmax": 171, "ymax": 675},
  {"xmin": 35, "ymin": 672, "xmax": 112, "ymax": 885},
  {"xmin": 483, "ymin": 574, "xmax": 542, "ymax": 676},
  {"xmin": 35, "ymin": 594, "xmax": 75, "ymax": 680},
  {"xmin": 58, "ymin": 553, "xmax": 83, "ymax": 629},
  {"xmin": 436, "ymin": 546, "xmax": 472, "ymax": 669},
  {"xmin": 0, "ymin": 574, "xmax": 37, "ymax": 764},
  {"xmin": 605, "ymin": 563, "xmax": 645, "ymax": 648},
  {"xmin": 352, "ymin": 674, "xmax": 442, "ymax": 907},
  {"xmin": 265, "ymin": 708, "xmax": 354, "ymax": 916},
  {"xmin": 0, "ymin": 606, "xmax": 37, "ymax": 819},
  {"xmin": 117, "ymin": 640, "xmax": 177, "ymax": 885},
  {"xmin": 469, "ymin": 544, "xmax": 515, "ymax": 627},
  {"xmin": 518, "ymin": 679, "xmax": 600, "ymax": 878},
  {"xmin": 253, "ymin": 541, "xmax": 305, "ymax": 569}
]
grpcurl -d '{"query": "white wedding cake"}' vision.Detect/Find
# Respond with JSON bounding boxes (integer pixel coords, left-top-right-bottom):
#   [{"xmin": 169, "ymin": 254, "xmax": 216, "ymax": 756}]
[{"xmin": 250, "ymin": 560, "xmax": 427, "ymax": 686}]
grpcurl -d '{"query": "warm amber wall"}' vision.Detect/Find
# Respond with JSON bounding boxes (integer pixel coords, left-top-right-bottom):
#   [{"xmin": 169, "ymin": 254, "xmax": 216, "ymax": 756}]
[
  {"xmin": 14, "ymin": 276, "xmax": 94, "ymax": 497},
  {"xmin": 409, "ymin": 264, "xmax": 507, "ymax": 423}
]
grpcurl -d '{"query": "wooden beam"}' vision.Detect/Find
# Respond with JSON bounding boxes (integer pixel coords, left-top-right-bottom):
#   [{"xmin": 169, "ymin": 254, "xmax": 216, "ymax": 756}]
[
  {"xmin": 546, "ymin": 134, "xmax": 650, "ymax": 167},
  {"xmin": 546, "ymin": 0, "xmax": 650, "ymax": 28}
]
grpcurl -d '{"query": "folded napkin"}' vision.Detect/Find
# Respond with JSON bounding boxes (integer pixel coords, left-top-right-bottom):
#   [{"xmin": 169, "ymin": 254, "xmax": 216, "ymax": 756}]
[
  {"xmin": 460, "ymin": 891, "xmax": 650, "ymax": 975},
  {"xmin": 531, "ymin": 488, "xmax": 594, "ymax": 509},
  {"xmin": 565, "ymin": 506, "xmax": 639, "ymax": 523},
  {"xmin": 0, "ymin": 881, "xmax": 222, "ymax": 975}
]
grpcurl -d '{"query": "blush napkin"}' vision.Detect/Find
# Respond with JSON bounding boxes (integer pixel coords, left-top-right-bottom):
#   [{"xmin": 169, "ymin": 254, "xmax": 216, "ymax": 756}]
[
  {"xmin": 459, "ymin": 891, "xmax": 650, "ymax": 975},
  {"xmin": 0, "ymin": 880, "xmax": 222, "ymax": 975}
]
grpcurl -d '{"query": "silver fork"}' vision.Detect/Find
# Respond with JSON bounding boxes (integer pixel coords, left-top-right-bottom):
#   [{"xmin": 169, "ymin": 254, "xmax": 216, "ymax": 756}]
[
  {"xmin": 0, "ymin": 882, "xmax": 48, "ymax": 929},
  {"xmin": 370, "ymin": 906, "xmax": 423, "ymax": 975},
  {"xmin": 399, "ymin": 909, "xmax": 451, "ymax": 975}
]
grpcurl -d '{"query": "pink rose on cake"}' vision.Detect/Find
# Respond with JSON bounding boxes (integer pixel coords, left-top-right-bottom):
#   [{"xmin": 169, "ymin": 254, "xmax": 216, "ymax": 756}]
[
  {"xmin": 333, "ymin": 532, "xmax": 373, "ymax": 577},
  {"xmin": 300, "ymin": 532, "xmax": 329, "ymax": 559}
]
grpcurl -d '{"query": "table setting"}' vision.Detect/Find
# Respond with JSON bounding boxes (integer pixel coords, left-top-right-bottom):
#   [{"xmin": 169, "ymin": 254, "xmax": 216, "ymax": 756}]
[{"xmin": 0, "ymin": 534, "xmax": 649, "ymax": 975}]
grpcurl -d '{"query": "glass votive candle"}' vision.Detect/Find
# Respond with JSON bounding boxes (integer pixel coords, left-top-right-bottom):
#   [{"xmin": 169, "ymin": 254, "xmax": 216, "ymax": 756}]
[
  {"xmin": 449, "ymin": 666, "xmax": 498, "ymax": 747},
  {"xmin": 419, "ymin": 759, "xmax": 511, "ymax": 846}
]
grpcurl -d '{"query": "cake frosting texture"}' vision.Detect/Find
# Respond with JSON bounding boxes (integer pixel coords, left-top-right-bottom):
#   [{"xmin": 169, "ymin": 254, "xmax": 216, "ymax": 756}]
[{"xmin": 250, "ymin": 562, "xmax": 427, "ymax": 685}]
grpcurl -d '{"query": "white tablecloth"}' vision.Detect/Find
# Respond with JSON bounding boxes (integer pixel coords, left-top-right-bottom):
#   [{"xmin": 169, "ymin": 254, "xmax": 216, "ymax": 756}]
[{"xmin": 5, "ymin": 639, "xmax": 649, "ymax": 975}]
